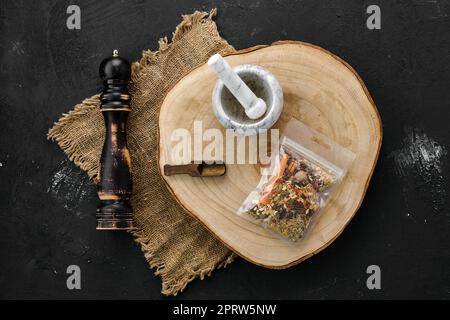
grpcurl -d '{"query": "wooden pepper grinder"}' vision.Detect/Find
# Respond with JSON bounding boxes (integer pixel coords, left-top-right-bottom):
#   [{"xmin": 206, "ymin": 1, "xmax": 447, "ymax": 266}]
[{"xmin": 96, "ymin": 49, "xmax": 133, "ymax": 230}]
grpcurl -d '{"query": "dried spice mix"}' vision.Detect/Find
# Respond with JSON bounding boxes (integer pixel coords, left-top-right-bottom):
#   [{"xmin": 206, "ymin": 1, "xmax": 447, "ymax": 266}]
[
  {"xmin": 239, "ymin": 123, "xmax": 351, "ymax": 242},
  {"xmin": 246, "ymin": 151, "xmax": 337, "ymax": 241}
]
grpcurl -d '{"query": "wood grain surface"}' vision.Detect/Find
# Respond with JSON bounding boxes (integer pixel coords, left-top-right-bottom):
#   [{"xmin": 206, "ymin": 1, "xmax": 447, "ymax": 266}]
[{"xmin": 159, "ymin": 41, "xmax": 382, "ymax": 268}]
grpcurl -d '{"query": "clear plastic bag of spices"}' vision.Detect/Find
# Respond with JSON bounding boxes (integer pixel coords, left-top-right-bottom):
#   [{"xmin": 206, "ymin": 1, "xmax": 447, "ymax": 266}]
[{"xmin": 238, "ymin": 118, "xmax": 355, "ymax": 242}]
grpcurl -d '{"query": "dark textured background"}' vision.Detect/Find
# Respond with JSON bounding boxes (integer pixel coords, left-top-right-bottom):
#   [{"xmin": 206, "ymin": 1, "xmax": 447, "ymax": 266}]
[{"xmin": 1, "ymin": 0, "xmax": 449, "ymax": 299}]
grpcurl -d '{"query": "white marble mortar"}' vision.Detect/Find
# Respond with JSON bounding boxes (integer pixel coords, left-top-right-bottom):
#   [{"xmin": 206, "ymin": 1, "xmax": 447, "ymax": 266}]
[{"xmin": 211, "ymin": 64, "xmax": 283, "ymax": 134}]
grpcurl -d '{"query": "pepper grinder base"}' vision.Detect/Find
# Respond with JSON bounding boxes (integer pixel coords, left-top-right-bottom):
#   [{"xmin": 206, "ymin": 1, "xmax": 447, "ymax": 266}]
[
  {"xmin": 96, "ymin": 219, "xmax": 134, "ymax": 230},
  {"xmin": 96, "ymin": 200, "xmax": 134, "ymax": 230}
]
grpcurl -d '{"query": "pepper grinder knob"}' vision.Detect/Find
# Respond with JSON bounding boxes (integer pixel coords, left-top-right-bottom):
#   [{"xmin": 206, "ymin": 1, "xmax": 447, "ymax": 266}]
[
  {"xmin": 99, "ymin": 49, "xmax": 131, "ymax": 82},
  {"xmin": 96, "ymin": 50, "xmax": 133, "ymax": 230}
]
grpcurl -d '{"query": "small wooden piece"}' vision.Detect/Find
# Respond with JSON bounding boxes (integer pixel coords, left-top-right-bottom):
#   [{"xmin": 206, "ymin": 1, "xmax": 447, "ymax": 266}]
[
  {"xmin": 159, "ymin": 41, "xmax": 382, "ymax": 268},
  {"xmin": 96, "ymin": 50, "xmax": 133, "ymax": 230},
  {"xmin": 164, "ymin": 162, "xmax": 226, "ymax": 177}
]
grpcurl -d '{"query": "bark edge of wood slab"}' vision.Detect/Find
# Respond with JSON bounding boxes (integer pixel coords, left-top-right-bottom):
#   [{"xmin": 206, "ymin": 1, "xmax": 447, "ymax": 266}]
[
  {"xmin": 158, "ymin": 41, "xmax": 382, "ymax": 268},
  {"xmin": 96, "ymin": 51, "xmax": 134, "ymax": 231}
]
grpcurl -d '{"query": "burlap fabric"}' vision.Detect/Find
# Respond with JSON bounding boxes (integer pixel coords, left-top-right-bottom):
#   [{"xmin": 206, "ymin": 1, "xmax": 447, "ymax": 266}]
[{"xmin": 48, "ymin": 9, "xmax": 236, "ymax": 296}]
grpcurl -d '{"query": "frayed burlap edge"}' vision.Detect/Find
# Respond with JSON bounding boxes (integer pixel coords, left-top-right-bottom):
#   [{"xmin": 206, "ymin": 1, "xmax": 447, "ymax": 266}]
[
  {"xmin": 134, "ymin": 234, "xmax": 236, "ymax": 295},
  {"xmin": 47, "ymin": 95, "xmax": 100, "ymax": 178},
  {"xmin": 48, "ymin": 9, "xmax": 237, "ymax": 296},
  {"xmin": 131, "ymin": 9, "xmax": 220, "ymax": 81}
]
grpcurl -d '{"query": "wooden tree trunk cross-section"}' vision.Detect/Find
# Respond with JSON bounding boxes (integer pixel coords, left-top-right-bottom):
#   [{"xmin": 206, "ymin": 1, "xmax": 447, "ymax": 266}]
[{"xmin": 158, "ymin": 41, "xmax": 382, "ymax": 268}]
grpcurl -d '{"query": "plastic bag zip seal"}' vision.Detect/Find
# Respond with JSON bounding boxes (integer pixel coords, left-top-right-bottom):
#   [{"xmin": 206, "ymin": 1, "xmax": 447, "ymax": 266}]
[{"xmin": 280, "ymin": 136, "xmax": 345, "ymax": 180}]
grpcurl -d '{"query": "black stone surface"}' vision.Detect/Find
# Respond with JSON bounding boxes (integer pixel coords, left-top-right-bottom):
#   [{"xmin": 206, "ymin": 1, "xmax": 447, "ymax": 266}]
[{"xmin": 0, "ymin": 0, "xmax": 449, "ymax": 299}]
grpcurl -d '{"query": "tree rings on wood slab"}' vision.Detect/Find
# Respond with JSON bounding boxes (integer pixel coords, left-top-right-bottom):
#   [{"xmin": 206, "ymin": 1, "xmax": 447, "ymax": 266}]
[{"xmin": 158, "ymin": 41, "xmax": 382, "ymax": 268}]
